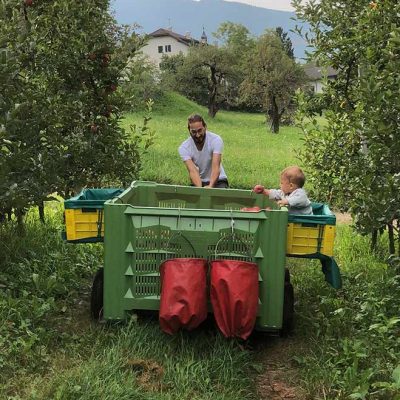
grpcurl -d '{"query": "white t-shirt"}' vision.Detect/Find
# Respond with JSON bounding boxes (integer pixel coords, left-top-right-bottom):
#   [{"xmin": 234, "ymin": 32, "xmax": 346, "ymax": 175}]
[{"xmin": 178, "ymin": 131, "xmax": 227, "ymax": 183}]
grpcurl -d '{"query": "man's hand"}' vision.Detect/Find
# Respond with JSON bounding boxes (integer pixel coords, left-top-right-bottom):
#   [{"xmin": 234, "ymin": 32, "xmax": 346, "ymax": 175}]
[
  {"xmin": 184, "ymin": 159, "xmax": 202, "ymax": 187},
  {"xmin": 253, "ymin": 184, "xmax": 265, "ymax": 194}
]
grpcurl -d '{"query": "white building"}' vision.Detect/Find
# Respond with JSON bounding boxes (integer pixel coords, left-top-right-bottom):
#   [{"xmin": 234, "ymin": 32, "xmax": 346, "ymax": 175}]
[
  {"xmin": 303, "ymin": 63, "xmax": 338, "ymax": 93},
  {"xmin": 141, "ymin": 28, "xmax": 207, "ymax": 67}
]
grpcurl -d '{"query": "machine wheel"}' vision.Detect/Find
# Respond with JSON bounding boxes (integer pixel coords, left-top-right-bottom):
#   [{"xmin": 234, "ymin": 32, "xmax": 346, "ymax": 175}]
[
  {"xmin": 90, "ymin": 268, "xmax": 104, "ymax": 321},
  {"xmin": 284, "ymin": 267, "xmax": 291, "ymax": 283},
  {"xmin": 281, "ymin": 269, "xmax": 294, "ymax": 336}
]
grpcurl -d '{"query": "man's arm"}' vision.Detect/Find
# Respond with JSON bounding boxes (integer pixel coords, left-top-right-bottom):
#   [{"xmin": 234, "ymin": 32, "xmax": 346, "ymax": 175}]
[
  {"xmin": 184, "ymin": 159, "xmax": 202, "ymax": 187},
  {"xmin": 205, "ymin": 153, "xmax": 221, "ymax": 188}
]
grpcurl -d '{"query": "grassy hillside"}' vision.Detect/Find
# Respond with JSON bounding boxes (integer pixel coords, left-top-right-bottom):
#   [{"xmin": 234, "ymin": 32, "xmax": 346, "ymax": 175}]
[{"xmin": 122, "ymin": 92, "xmax": 304, "ymax": 189}]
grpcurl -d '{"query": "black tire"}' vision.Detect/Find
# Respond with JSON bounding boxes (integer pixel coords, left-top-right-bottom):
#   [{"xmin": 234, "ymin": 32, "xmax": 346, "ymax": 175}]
[
  {"xmin": 90, "ymin": 268, "xmax": 104, "ymax": 321},
  {"xmin": 281, "ymin": 271, "xmax": 294, "ymax": 336},
  {"xmin": 284, "ymin": 267, "xmax": 291, "ymax": 283}
]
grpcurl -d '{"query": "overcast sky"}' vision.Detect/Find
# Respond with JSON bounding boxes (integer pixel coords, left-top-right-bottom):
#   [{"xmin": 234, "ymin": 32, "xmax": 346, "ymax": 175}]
[{"xmin": 223, "ymin": 0, "xmax": 295, "ymax": 11}]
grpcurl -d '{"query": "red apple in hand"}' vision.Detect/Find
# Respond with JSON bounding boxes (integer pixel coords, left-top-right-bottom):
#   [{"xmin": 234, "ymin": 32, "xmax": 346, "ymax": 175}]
[{"xmin": 253, "ymin": 184, "xmax": 265, "ymax": 194}]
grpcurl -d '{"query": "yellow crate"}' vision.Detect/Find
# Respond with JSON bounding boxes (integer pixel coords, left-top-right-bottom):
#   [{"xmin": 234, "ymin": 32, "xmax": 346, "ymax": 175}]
[
  {"xmin": 286, "ymin": 222, "xmax": 335, "ymax": 256},
  {"xmin": 64, "ymin": 208, "xmax": 104, "ymax": 241}
]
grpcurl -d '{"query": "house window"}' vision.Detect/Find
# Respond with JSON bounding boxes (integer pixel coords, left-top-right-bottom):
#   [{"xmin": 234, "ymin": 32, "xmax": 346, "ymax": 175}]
[
  {"xmin": 165, "ymin": 45, "xmax": 171, "ymax": 53},
  {"xmin": 158, "ymin": 46, "xmax": 163, "ymax": 53}
]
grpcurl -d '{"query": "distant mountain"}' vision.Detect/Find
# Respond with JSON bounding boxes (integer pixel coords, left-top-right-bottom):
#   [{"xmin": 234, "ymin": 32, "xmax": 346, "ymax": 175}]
[{"xmin": 110, "ymin": 0, "xmax": 310, "ymax": 60}]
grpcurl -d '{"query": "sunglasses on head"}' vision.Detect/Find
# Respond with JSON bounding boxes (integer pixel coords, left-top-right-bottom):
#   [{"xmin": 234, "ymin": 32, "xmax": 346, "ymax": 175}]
[{"xmin": 190, "ymin": 127, "xmax": 204, "ymax": 135}]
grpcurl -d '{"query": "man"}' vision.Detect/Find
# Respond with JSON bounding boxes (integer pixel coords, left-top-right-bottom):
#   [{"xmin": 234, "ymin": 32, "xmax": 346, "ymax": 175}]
[{"xmin": 178, "ymin": 114, "xmax": 229, "ymax": 188}]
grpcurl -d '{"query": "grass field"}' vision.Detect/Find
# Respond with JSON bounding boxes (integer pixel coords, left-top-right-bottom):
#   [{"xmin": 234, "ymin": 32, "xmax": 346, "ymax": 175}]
[
  {"xmin": 122, "ymin": 92, "xmax": 304, "ymax": 189},
  {"xmin": 1, "ymin": 93, "xmax": 399, "ymax": 400}
]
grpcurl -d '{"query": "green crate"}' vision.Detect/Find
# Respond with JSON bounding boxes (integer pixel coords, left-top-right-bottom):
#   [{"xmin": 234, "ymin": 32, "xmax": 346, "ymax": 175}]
[{"xmin": 103, "ymin": 181, "xmax": 288, "ymax": 332}]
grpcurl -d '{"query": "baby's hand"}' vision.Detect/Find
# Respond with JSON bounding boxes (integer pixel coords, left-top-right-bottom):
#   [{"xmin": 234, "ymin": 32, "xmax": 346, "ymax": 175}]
[
  {"xmin": 277, "ymin": 199, "xmax": 289, "ymax": 207},
  {"xmin": 253, "ymin": 184, "xmax": 265, "ymax": 194}
]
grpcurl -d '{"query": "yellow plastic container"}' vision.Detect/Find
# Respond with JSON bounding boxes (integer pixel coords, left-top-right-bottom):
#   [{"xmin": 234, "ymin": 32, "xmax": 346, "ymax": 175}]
[
  {"xmin": 286, "ymin": 203, "xmax": 336, "ymax": 257},
  {"xmin": 286, "ymin": 222, "xmax": 335, "ymax": 256},
  {"xmin": 64, "ymin": 208, "xmax": 104, "ymax": 242},
  {"xmin": 63, "ymin": 188, "xmax": 123, "ymax": 243}
]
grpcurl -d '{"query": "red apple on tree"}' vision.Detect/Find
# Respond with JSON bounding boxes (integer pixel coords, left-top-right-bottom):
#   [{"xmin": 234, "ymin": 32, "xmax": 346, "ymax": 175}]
[
  {"xmin": 90, "ymin": 124, "xmax": 98, "ymax": 134},
  {"xmin": 102, "ymin": 53, "xmax": 110, "ymax": 66},
  {"xmin": 103, "ymin": 105, "xmax": 113, "ymax": 118}
]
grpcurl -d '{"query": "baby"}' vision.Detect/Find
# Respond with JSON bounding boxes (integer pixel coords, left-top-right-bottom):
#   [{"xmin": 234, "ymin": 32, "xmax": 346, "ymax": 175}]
[{"xmin": 253, "ymin": 166, "xmax": 313, "ymax": 215}]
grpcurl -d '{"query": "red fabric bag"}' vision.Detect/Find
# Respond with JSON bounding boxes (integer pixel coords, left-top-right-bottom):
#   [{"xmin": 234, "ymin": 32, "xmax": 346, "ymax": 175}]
[
  {"xmin": 210, "ymin": 260, "xmax": 259, "ymax": 340},
  {"xmin": 159, "ymin": 258, "xmax": 208, "ymax": 335}
]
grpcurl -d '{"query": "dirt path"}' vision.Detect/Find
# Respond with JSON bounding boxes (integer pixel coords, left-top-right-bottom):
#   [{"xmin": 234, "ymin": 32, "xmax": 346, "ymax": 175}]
[
  {"xmin": 254, "ymin": 212, "xmax": 351, "ymax": 399},
  {"xmin": 253, "ymin": 336, "xmax": 307, "ymax": 400}
]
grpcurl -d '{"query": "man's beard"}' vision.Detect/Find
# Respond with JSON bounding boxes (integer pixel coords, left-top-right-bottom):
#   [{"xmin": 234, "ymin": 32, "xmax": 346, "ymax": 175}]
[{"xmin": 193, "ymin": 135, "xmax": 205, "ymax": 145}]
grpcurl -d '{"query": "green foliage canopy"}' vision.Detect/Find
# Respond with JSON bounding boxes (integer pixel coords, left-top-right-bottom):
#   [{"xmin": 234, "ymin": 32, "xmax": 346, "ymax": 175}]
[
  {"xmin": 0, "ymin": 0, "xmax": 151, "ymax": 216},
  {"xmin": 294, "ymin": 0, "xmax": 400, "ymax": 243},
  {"xmin": 160, "ymin": 23, "xmax": 255, "ymax": 117},
  {"xmin": 163, "ymin": 44, "xmax": 240, "ymax": 118},
  {"xmin": 275, "ymin": 26, "xmax": 295, "ymax": 59},
  {"xmin": 240, "ymin": 32, "xmax": 305, "ymax": 133},
  {"xmin": 213, "ymin": 21, "xmax": 256, "ymax": 64}
]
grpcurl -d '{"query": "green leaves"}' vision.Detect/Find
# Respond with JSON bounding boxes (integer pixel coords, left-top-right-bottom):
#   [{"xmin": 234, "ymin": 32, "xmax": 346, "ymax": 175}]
[
  {"xmin": 392, "ymin": 365, "xmax": 400, "ymax": 389},
  {"xmin": 294, "ymin": 0, "xmax": 400, "ymax": 247},
  {"xmin": 0, "ymin": 0, "xmax": 151, "ymax": 216},
  {"xmin": 240, "ymin": 31, "xmax": 305, "ymax": 132}
]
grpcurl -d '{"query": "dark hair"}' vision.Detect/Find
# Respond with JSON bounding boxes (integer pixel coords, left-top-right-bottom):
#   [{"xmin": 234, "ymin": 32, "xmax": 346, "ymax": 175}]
[
  {"xmin": 187, "ymin": 114, "xmax": 206, "ymax": 130},
  {"xmin": 282, "ymin": 166, "xmax": 306, "ymax": 188}
]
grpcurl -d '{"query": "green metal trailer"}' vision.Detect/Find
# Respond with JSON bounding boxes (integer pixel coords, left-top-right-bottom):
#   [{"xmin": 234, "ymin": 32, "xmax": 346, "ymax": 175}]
[{"xmin": 64, "ymin": 181, "xmax": 342, "ymax": 335}]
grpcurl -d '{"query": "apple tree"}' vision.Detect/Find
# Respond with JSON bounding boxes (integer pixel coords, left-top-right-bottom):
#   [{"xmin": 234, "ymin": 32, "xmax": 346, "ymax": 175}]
[
  {"xmin": 0, "ymin": 0, "xmax": 152, "ymax": 224},
  {"xmin": 293, "ymin": 0, "xmax": 400, "ymax": 254},
  {"xmin": 167, "ymin": 43, "xmax": 240, "ymax": 118},
  {"xmin": 240, "ymin": 31, "xmax": 305, "ymax": 133}
]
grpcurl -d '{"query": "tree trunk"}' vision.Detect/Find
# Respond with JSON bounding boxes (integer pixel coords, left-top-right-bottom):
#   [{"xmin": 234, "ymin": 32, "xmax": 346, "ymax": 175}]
[
  {"xmin": 269, "ymin": 96, "xmax": 284, "ymax": 133},
  {"xmin": 0, "ymin": 208, "xmax": 13, "ymax": 222},
  {"xmin": 207, "ymin": 86, "xmax": 219, "ymax": 118},
  {"xmin": 271, "ymin": 114, "xmax": 280, "ymax": 133},
  {"xmin": 371, "ymin": 229, "xmax": 378, "ymax": 251},
  {"xmin": 388, "ymin": 222, "xmax": 395, "ymax": 255},
  {"xmin": 39, "ymin": 202, "xmax": 45, "ymax": 224},
  {"xmin": 207, "ymin": 65, "xmax": 219, "ymax": 118},
  {"xmin": 16, "ymin": 208, "xmax": 26, "ymax": 236},
  {"xmin": 64, "ymin": 185, "xmax": 72, "ymax": 200},
  {"xmin": 398, "ymin": 219, "xmax": 400, "ymax": 257},
  {"xmin": 208, "ymin": 103, "xmax": 219, "ymax": 118}
]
